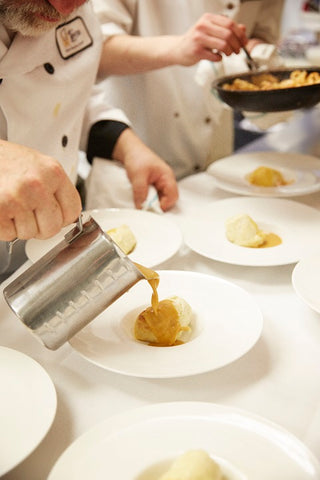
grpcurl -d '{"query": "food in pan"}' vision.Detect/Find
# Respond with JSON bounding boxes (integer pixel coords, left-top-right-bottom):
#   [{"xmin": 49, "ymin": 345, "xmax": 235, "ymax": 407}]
[
  {"xmin": 247, "ymin": 166, "xmax": 290, "ymax": 187},
  {"xmin": 225, "ymin": 213, "xmax": 282, "ymax": 248},
  {"xmin": 106, "ymin": 224, "xmax": 137, "ymax": 254},
  {"xmin": 222, "ymin": 69, "xmax": 320, "ymax": 91},
  {"xmin": 134, "ymin": 295, "xmax": 192, "ymax": 346},
  {"xmin": 159, "ymin": 449, "xmax": 223, "ymax": 480}
]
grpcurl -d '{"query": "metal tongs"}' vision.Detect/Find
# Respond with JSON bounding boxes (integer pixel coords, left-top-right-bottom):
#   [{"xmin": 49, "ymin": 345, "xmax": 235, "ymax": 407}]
[{"xmin": 242, "ymin": 45, "xmax": 259, "ymax": 71}]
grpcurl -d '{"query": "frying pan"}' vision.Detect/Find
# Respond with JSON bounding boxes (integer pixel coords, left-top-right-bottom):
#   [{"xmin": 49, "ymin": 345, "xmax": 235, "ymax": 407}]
[{"xmin": 212, "ymin": 67, "xmax": 320, "ymax": 112}]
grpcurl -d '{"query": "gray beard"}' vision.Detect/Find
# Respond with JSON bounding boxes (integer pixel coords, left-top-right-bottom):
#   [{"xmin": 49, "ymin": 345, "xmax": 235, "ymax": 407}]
[{"xmin": 0, "ymin": 1, "xmax": 66, "ymax": 36}]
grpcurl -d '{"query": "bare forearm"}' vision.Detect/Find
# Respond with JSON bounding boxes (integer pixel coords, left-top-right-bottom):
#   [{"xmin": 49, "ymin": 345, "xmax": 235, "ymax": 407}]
[
  {"xmin": 98, "ymin": 14, "xmax": 249, "ymax": 77},
  {"xmin": 99, "ymin": 34, "xmax": 180, "ymax": 76}
]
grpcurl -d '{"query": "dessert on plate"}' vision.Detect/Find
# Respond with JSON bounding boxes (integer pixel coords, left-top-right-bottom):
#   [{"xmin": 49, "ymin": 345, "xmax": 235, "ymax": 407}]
[
  {"xmin": 225, "ymin": 213, "xmax": 282, "ymax": 249},
  {"xmin": 247, "ymin": 166, "xmax": 289, "ymax": 187},
  {"xmin": 134, "ymin": 295, "xmax": 192, "ymax": 346},
  {"xmin": 225, "ymin": 214, "xmax": 266, "ymax": 248},
  {"xmin": 159, "ymin": 449, "xmax": 223, "ymax": 480},
  {"xmin": 106, "ymin": 224, "xmax": 137, "ymax": 254}
]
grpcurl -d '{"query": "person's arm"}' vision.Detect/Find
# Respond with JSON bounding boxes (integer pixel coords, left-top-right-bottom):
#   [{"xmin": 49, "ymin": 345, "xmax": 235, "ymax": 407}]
[
  {"xmin": 112, "ymin": 128, "xmax": 179, "ymax": 212},
  {"xmin": 99, "ymin": 13, "xmax": 248, "ymax": 76},
  {"xmin": 0, "ymin": 140, "xmax": 82, "ymax": 241},
  {"xmin": 87, "ymin": 121, "xmax": 178, "ymax": 211}
]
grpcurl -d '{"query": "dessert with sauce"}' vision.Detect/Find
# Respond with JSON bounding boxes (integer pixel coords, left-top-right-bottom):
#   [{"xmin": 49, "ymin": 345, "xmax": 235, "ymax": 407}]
[
  {"xmin": 134, "ymin": 263, "xmax": 192, "ymax": 347},
  {"xmin": 159, "ymin": 449, "xmax": 223, "ymax": 480},
  {"xmin": 225, "ymin": 213, "xmax": 281, "ymax": 248},
  {"xmin": 247, "ymin": 166, "xmax": 290, "ymax": 187},
  {"xmin": 134, "ymin": 295, "xmax": 192, "ymax": 346},
  {"xmin": 106, "ymin": 224, "xmax": 137, "ymax": 254}
]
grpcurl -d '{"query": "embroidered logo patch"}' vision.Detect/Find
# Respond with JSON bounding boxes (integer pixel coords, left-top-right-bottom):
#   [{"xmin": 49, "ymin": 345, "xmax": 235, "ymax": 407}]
[{"xmin": 56, "ymin": 17, "xmax": 93, "ymax": 59}]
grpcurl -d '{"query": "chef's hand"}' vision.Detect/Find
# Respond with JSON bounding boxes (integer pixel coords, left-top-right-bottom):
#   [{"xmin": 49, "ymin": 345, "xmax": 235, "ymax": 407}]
[
  {"xmin": 112, "ymin": 129, "xmax": 179, "ymax": 211},
  {"xmin": 174, "ymin": 13, "xmax": 248, "ymax": 66},
  {"xmin": 99, "ymin": 13, "xmax": 247, "ymax": 76},
  {"xmin": 0, "ymin": 140, "xmax": 82, "ymax": 241}
]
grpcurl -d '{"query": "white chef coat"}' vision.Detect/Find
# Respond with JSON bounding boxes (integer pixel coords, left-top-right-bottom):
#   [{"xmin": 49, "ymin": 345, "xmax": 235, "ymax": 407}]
[
  {"xmin": 92, "ymin": 0, "xmax": 284, "ymax": 180},
  {"xmin": 0, "ymin": 2, "xmax": 130, "ymax": 277},
  {"xmin": 0, "ymin": 2, "xmax": 129, "ymax": 185}
]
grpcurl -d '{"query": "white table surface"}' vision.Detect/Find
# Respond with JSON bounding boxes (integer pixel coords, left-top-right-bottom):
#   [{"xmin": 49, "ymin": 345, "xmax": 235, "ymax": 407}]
[{"xmin": 1, "ymin": 165, "xmax": 320, "ymax": 479}]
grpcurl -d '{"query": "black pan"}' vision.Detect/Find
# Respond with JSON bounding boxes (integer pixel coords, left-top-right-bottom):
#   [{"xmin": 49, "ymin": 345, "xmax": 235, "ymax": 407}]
[{"xmin": 212, "ymin": 67, "xmax": 320, "ymax": 112}]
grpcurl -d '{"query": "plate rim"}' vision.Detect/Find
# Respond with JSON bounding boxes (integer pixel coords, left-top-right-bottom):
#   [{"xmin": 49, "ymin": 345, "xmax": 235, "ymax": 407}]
[
  {"xmin": 25, "ymin": 207, "xmax": 183, "ymax": 267},
  {"xmin": 48, "ymin": 401, "xmax": 320, "ymax": 480},
  {"xmin": 0, "ymin": 346, "xmax": 57, "ymax": 476},
  {"xmin": 292, "ymin": 255, "xmax": 320, "ymax": 314},
  {"xmin": 207, "ymin": 151, "xmax": 320, "ymax": 198},
  {"xmin": 69, "ymin": 270, "xmax": 263, "ymax": 378},
  {"xmin": 182, "ymin": 196, "xmax": 320, "ymax": 267}
]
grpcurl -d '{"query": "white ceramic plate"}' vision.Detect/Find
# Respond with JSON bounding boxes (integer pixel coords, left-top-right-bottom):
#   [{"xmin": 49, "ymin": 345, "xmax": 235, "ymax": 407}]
[
  {"xmin": 207, "ymin": 152, "xmax": 320, "ymax": 197},
  {"xmin": 292, "ymin": 254, "xmax": 320, "ymax": 314},
  {"xmin": 69, "ymin": 270, "xmax": 263, "ymax": 378},
  {"xmin": 0, "ymin": 347, "xmax": 57, "ymax": 476},
  {"xmin": 181, "ymin": 197, "xmax": 320, "ymax": 267},
  {"xmin": 48, "ymin": 401, "xmax": 320, "ymax": 480},
  {"xmin": 25, "ymin": 208, "xmax": 182, "ymax": 267}
]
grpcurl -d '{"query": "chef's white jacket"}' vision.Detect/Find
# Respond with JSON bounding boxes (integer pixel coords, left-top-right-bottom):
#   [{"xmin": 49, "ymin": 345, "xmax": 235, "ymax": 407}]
[
  {"xmin": 0, "ymin": 2, "xmax": 131, "ymax": 276},
  {"xmin": 0, "ymin": 2, "xmax": 129, "ymax": 185},
  {"xmin": 92, "ymin": 0, "xmax": 285, "ymax": 179}
]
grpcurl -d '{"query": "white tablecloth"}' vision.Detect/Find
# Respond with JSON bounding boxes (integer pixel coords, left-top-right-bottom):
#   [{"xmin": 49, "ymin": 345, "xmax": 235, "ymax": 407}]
[{"xmin": 1, "ymin": 165, "xmax": 320, "ymax": 479}]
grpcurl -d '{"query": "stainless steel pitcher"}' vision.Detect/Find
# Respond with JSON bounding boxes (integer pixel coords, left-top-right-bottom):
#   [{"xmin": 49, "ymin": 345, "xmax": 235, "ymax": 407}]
[{"xmin": 3, "ymin": 214, "xmax": 145, "ymax": 350}]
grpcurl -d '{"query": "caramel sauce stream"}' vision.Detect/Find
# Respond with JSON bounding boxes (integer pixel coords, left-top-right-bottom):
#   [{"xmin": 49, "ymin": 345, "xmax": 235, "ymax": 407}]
[
  {"xmin": 134, "ymin": 262, "xmax": 159, "ymax": 312},
  {"xmin": 134, "ymin": 263, "xmax": 184, "ymax": 346}
]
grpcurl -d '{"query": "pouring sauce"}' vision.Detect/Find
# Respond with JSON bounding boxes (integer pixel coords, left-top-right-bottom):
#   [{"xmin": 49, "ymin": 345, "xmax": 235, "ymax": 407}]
[
  {"xmin": 134, "ymin": 263, "xmax": 159, "ymax": 312},
  {"xmin": 134, "ymin": 263, "xmax": 187, "ymax": 346}
]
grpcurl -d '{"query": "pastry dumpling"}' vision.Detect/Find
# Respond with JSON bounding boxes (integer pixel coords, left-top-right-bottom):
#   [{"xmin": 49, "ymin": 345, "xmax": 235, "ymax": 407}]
[
  {"xmin": 134, "ymin": 295, "xmax": 192, "ymax": 346},
  {"xmin": 159, "ymin": 450, "xmax": 222, "ymax": 480},
  {"xmin": 247, "ymin": 166, "xmax": 287, "ymax": 187},
  {"xmin": 226, "ymin": 214, "xmax": 266, "ymax": 248},
  {"xmin": 106, "ymin": 224, "xmax": 136, "ymax": 254}
]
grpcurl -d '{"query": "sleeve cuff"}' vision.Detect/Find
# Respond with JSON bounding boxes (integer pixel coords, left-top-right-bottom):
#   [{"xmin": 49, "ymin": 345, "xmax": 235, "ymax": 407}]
[{"xmin": 87, "ymin": 120, "xmax": 129, "ymax": 164}]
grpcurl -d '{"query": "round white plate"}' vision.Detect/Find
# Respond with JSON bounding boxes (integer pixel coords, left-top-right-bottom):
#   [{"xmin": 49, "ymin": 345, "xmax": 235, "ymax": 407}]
[
  {"xmin": 25, "ymin": 208, "xmax": 182, "ymax": 267},
  {"xmin": 0, "ymin": 347, "xmax": 57, "ymax": 476},
  {"xmin": 181, "ymin": 197, "xmax": 320, "ymax": 267},
  {"xmin": 292, "ymin": 254, "xmax": 320, "ymax": 314},
  {"xmin": 207, "ymin": 152, "xmax": 320, "ymax": 197},
  {"xmin": 69, "ymin": 270, "xmax": 263, "ymax": 378},
  {"xmin": 48, "ymin": 401, "xmax": 320, "ymax": 480}
]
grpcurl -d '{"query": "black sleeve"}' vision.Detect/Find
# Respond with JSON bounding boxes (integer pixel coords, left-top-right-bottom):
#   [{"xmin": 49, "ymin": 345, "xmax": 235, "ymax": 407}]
[{"xmin": 86, "ymin": 120, "xmax": 129, "ymax": 164}]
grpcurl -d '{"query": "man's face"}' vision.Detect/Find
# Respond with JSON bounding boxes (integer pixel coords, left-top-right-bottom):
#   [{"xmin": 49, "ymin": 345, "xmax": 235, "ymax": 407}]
[{"xmin": 0, "ymin": 0, "xmax": 86, "ymax": 36}]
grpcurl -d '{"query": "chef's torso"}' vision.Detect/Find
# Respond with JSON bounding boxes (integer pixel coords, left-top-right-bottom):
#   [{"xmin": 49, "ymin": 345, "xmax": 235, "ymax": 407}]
[
  {"xmin": 0, "ymin": 3, "xmax": 102, "ymax": 184},
  {"xmin": 94, "ymin": 0, "xmax": 275, "ymax": 178}
]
